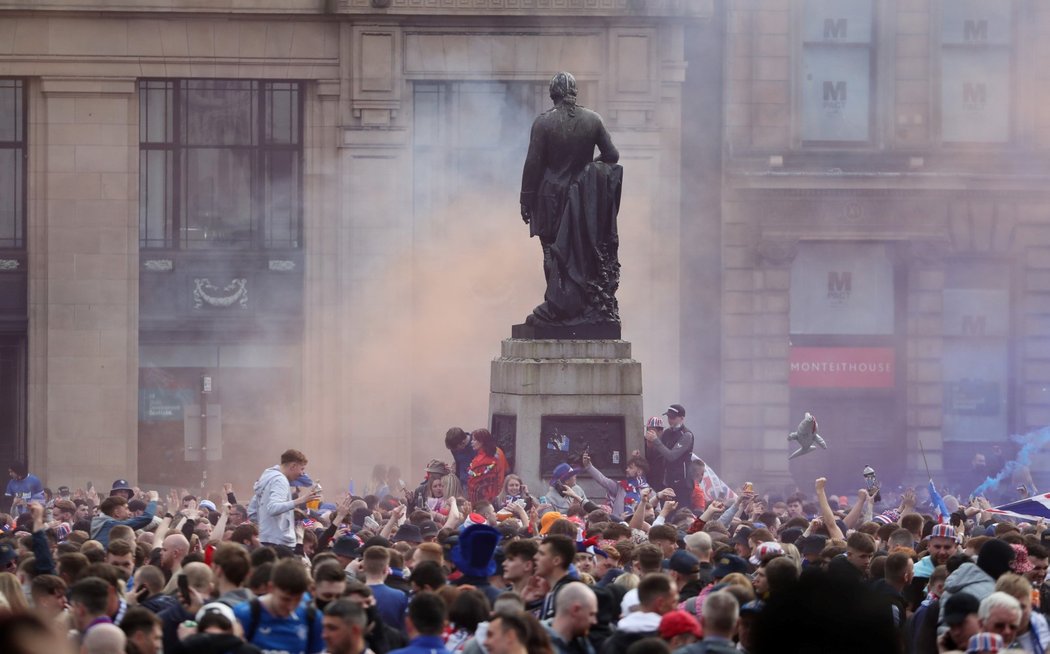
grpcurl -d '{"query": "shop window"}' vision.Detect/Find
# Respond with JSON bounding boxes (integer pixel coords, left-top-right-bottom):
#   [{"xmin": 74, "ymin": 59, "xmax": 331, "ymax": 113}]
[
  {"xmin": 940, "ymin": 0, "xmax": 1013, "ymax": 143},
  {"xmin": 139, "ymin": 80, "xmax": 303, "ymax": 249},
  {"xmin": 800, "ymin": 0, "xmax": 875, "ymax": 143},
  {"xmin": 0, "ymin": 79, "xmax": 25, "ymax": 249}
]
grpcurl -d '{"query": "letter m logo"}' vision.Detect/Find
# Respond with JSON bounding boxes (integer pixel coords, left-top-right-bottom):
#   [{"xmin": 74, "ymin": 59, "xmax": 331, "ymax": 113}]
[
  {"xmin": 824, "ymin": 18, "xmax": 848, "ymax": 40},
  {"xmin": 823, "ymin": 81, "xmax": 847, "ymax": 103},
  {"xmin": 828, "ymin": 271, "xmax": 852, "ymax": 294},
  {"xmin": 963, "ymin": 83, "xmax": 987, "ymax": 105},
  {"xmin": 964, "ymin": 19, "xmax": 988, "ymax": 42},
  {"xmin": 961, "ymin": 315, "xmax": 987, "ymax": 336}
]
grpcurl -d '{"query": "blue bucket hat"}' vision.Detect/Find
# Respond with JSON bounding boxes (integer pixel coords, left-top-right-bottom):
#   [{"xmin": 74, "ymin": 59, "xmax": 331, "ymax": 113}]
[{"xmin": 450, "ymin": 524, "xmax": 502, "ymax": 578}]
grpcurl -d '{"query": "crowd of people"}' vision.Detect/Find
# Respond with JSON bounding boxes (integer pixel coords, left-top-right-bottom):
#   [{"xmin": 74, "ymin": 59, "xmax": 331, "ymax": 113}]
[{"xmin": 0, "ymin": 405, "xmax": 1046, "ymax": 654}]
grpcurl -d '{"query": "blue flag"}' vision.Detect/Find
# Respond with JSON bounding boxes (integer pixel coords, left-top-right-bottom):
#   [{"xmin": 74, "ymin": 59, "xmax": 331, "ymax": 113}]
[{"xmin": 929, "ymin": 479, "xmax": 950, "ymax": 524}]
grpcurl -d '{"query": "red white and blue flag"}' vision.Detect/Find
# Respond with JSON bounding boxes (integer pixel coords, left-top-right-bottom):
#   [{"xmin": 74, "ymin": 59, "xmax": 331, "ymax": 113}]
[
  {"xmin": 929, "ymin": 480, "xmax": 951, "ymax": 524},
  {"xmin": 986, "ymin": 493, "xmax": 1050, "ymax": 522}
]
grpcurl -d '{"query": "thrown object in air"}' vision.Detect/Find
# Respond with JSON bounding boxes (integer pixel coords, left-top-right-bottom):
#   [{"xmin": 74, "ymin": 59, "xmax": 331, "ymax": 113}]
[{"xmin": 787, "ymin": 412, "xmax": 828, "ymax": 460}]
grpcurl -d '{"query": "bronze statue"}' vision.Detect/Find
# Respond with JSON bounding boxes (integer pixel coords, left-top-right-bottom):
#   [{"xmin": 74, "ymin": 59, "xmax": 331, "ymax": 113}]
[{"xmin": 519, "ymin": 72, "xmax": 622, "ymax": 332}]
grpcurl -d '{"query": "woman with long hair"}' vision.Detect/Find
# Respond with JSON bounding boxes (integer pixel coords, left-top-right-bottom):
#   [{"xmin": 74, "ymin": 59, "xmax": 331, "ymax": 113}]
[
  {"xmin": 494, "ymin": 474, "xmax": 530, "ymax": 511},
  {"xmin": 466, "ymin": 429, "xmax": 508, "ymax": 504},
  {"xmin": 0, "ymin": 573, "xmax": 28, "ymax": 614}
]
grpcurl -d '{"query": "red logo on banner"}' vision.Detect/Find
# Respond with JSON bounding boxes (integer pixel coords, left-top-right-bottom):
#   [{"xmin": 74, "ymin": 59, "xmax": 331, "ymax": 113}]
[{"xmin": 789, "ymin": 347, "xmax": 895, "ymax": 388}]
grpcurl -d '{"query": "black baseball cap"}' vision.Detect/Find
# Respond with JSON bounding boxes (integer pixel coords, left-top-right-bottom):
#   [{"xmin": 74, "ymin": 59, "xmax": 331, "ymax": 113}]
[{"xmin": 664, "ymin": 404, "xmax": 686, "ymax": 418}]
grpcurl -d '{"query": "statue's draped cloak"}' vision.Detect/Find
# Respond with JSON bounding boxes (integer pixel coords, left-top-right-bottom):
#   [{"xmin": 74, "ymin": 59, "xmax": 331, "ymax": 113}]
[{"xmin": 528, "ymin": 162, "xmax": 622, "ymax": 326}]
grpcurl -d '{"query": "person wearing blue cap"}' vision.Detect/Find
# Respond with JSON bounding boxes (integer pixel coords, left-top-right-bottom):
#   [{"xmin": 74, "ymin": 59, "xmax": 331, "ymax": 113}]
[{"xmin": 547, "ymin": 463, "xmax": 588, "ymax": 513}]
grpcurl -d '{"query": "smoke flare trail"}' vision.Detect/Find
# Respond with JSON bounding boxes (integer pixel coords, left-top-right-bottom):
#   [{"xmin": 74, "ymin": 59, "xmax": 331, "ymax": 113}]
[{"xmin": 970, "ymin": 425, "xmax": 1050, "ymax": 498}]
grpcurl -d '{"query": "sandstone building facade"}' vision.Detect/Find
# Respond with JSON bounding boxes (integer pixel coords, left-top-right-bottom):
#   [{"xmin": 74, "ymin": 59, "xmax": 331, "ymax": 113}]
[
  {"xmin": 721, "ymin": 0, "xmax": 1050, "ymax": 493},
  {"xmin": 0, "ymin": 0, "xmax": 711, "ymax": 489}
]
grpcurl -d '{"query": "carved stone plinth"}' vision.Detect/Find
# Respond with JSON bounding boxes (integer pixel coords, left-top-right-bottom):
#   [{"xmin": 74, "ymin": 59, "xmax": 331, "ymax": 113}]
[{"xmin": 489, "ymin": 338, "xmax": 643, "ymax": 496}]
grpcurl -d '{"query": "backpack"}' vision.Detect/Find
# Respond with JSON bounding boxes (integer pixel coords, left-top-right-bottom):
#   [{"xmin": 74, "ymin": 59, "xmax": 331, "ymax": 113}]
[{"xmin": 244, "ymin": 597, "xmax": 317, "ymax": 654}]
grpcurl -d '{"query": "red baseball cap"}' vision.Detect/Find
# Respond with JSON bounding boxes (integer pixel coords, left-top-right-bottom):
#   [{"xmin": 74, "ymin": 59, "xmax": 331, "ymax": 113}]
[{"xmin": 659, "ymin": 610, "xmax": 702, "ymax": 640}]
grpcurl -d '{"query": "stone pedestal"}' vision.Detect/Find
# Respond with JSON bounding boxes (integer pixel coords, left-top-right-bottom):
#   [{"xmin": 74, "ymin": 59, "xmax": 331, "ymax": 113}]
[{"xmin": 489, "ymin": 339, "xmax": 643, "ymax": 495}]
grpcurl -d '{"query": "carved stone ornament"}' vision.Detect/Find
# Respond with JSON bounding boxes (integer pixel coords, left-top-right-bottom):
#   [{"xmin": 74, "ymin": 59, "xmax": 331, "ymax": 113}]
[
  {"xmin": 192, "ymin": 278, "xmax": 248, "ymax": 310},
  {"xmin": 268, "ymin": 260, "xmax": 296, "ymax": 272},
  {"xmin": 0, "ymin": 259, "xmax": 19, "ymax": 271},
  {"xmin": 144, "ymin": 259, "xmax": 173, "ymax": 272}
]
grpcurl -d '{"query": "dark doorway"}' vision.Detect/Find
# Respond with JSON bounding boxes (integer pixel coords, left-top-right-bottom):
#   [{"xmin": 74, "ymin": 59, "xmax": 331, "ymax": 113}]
[
  {"xmin": 0, "ymin": 335, "xmax": 26, "ymax": 479},
  {"xmin": 138, "ymin": 361, "xmax": 301, "ymax": 493}
]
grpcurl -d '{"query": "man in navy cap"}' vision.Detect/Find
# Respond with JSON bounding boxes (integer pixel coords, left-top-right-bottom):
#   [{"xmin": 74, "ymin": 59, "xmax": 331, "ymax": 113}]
[
  {"xmin": 110, "ymin": 480, "xmax": 135, "ymax": 501},
  {"xmin": 644, "ymin": 404, "xmax": 695, "ymax": 502}
]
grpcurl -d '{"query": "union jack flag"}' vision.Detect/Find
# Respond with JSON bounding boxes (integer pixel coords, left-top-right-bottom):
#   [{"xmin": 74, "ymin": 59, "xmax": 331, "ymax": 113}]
[
  {"xmin": 698, "ymin": 461, "xmax": 738, "ymax": 501},
  {"xmin": 985, "ymin": 493, "xmax": 1050, "ymax": 522}
]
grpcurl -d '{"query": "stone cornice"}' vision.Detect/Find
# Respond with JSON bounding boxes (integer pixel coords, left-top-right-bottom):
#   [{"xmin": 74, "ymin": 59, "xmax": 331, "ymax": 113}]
[
  {"xmin": 0, "ymin": 0, "xmax": 712, "ymax": 17},
  {"xmin": 333, "ymin": 0, "xmax": 710, "ymax": 18}
]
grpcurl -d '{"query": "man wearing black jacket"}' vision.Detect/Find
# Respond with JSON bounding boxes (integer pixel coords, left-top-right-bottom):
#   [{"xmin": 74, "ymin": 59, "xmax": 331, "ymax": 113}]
[{"xmin": 645, "ymin": 404, "xmax": 695, "ymax": 501}]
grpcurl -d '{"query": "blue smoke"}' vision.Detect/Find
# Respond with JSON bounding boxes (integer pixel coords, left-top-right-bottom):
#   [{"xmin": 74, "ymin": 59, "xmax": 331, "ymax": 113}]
[{"xmin": 970, "ymin": 425, "xmax": 1050, "ymax": 498}]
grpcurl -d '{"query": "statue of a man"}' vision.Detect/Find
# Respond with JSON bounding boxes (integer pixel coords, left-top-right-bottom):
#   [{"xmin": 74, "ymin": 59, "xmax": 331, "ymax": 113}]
[{"xmin": 519, "ymin": 72, "xmax": 623, "ymax": 329}]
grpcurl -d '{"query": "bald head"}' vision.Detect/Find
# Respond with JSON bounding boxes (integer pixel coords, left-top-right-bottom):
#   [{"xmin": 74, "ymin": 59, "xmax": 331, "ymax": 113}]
[
  {"xmin": 83, "ymin": 622, "xmax": 126, "ymax": 654},
  {"xmin": 556, "ymin": 582, "xmax": 597, "ymax": 616},
  {"xmin": 552, "ymin": 582, "xmax": 598, "ymax": 639},
  {"xmin": 161, "ymin": 534, "xmax": 189, "ymax": 571},
  {"xmin": 182, "ymin": 562, "xmax": 214, "ymax": 593}
]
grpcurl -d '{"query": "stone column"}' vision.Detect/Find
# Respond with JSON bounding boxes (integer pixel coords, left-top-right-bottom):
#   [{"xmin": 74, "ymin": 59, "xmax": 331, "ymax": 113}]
[
  {"xmin": 29, "ymin": 78, "xmax": 139, "ymax": 487},
  {"xmin": 302, "ymin": 80, "xmax": 346, "ymax": 486}
]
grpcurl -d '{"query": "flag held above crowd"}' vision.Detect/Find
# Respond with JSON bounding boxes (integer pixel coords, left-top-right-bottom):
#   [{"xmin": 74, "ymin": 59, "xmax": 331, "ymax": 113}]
[{"xmin": 986, "ymin": 493, "xmax": 1050, "ymax": 522}]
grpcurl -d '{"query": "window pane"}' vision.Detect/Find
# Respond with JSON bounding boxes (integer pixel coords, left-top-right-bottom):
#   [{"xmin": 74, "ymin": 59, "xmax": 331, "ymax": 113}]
[
  {"xmin": 265, "ymin": 83, "xmax": 298, "ymax": 145},
  {"xmin": 139, "ymin": 149, "xmax": 172, "ymax": 248},
  {"xmin": 803, "ymin": 0, "xmax": 873, "ymax": 44},
  {"xmin": 789, "ymin": 242, "xmax": 894, "ymax": 335},
  {"xmin": 263, "ymin": 150, "xmax": 299, "ymax": 248},
  {"xmin": 457, "ymin": 83, "xmax": 512, "ymax": 148},
  {"xmin": 801, "ymin": 46, "xmax": 871, "ymax": 141},
  {"xmin": 182, "ymin": 80, "xmax": 256, "ymax": 146},
  {"xmin": 0, "ymin": 149, "xmax": 21, "ymax": 247},
  {"xmin": 139, "ymin": 81, "xmax": 173, "ymax": 144},
  {"xmin": 0, "ymin": 80, "xmax": 20, "ymax": 143},
  {"xmin": 941, "ymin": 49, "xmax": 1010, "ymax": 143},
  {"xmin": 413, "ymin": 83, "xmax": 443, "ymax": 147},
  {"xmin": 942, "ymin": 0, "xmax": 1012, "ymax": 46},
  {"xmin": 182, "ymin": 149, "xmax": 253, "ymax": 248}
]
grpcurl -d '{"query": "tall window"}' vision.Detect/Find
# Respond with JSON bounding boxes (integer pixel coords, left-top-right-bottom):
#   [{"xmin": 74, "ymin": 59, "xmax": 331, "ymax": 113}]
[
  {"xmin": 0, "ymin": 80, "xmax": 25, "ymax": 249},
  {"xmin": 941, "ymin": 262, "xmax": 1011, "ymax": 442},
  {"xmin": 139, "ymin": 80, "xmax": 303, "ymax": 249},
  {"xmin": 412, "ymin": 81, "xmax": 552, "ymax": 235},
  {"xmin": 940, "ymin": 0, "xmax": 1013, "ymax": 143},
  {"xmin": 800, "ymin": 0, "xmax": 874, "ymax": 143}
]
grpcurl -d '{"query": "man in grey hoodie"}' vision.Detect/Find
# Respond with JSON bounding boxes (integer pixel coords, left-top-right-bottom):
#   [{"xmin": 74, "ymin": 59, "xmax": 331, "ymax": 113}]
[
  {"xmin": 247, "ymin": 449, "xmax": 320, "ymax": 552},
  {"xmin": 939, "ymin": 538, "xmax": 1016, "ymax": 633}
]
